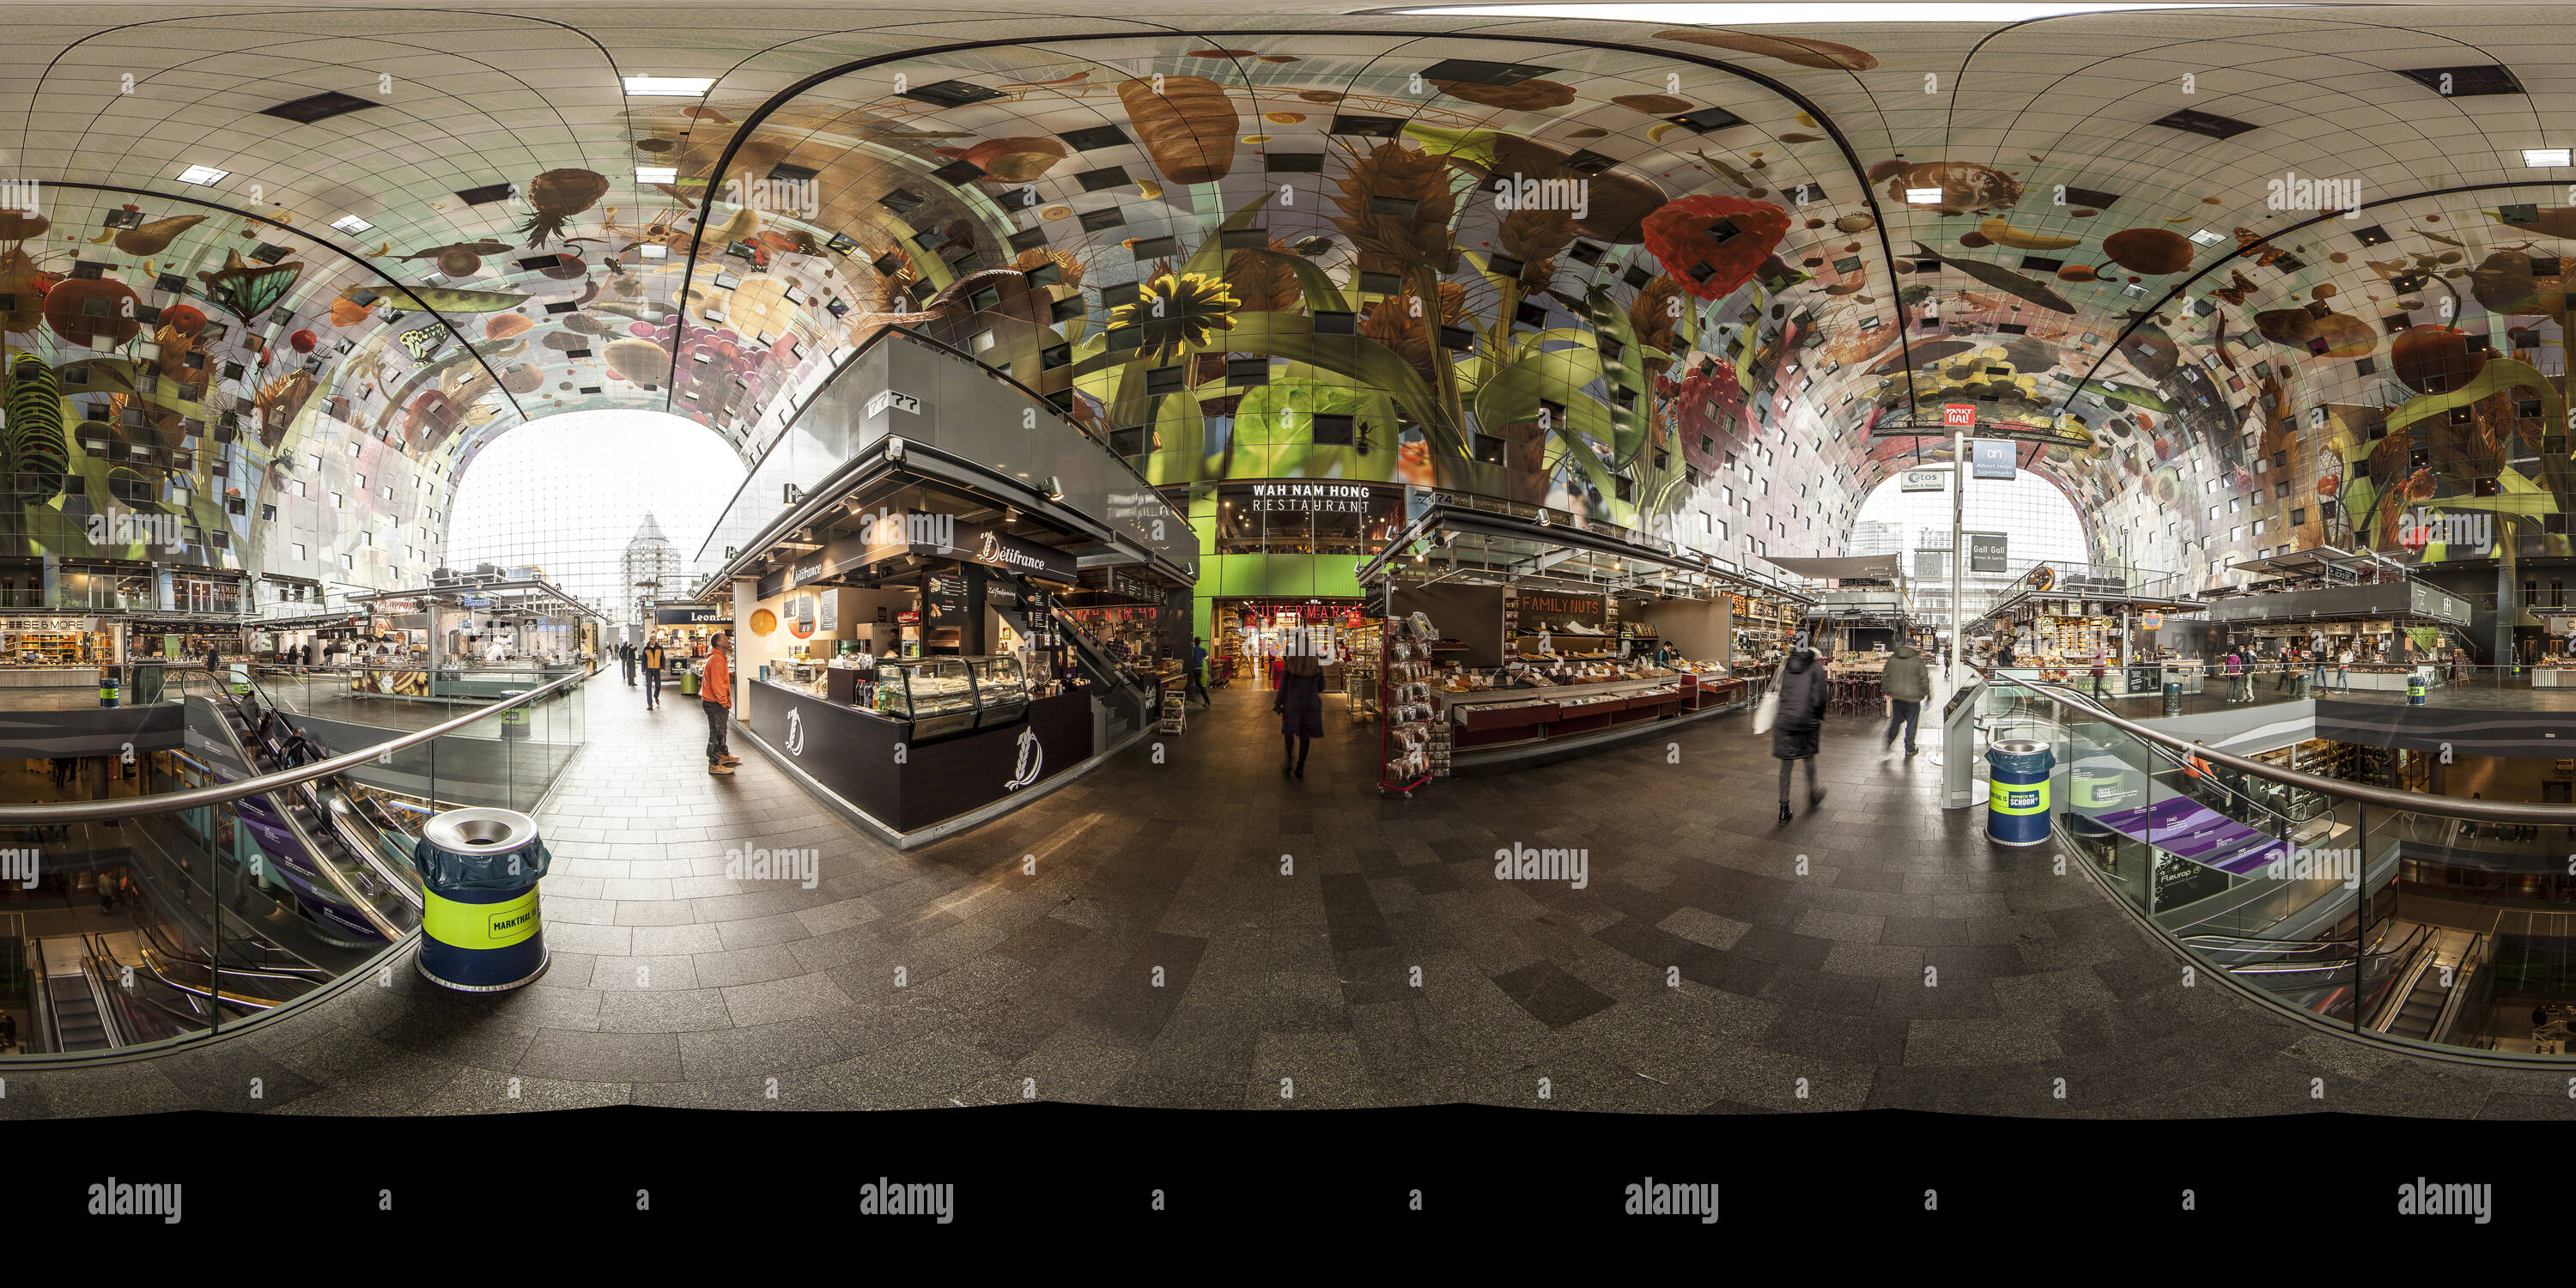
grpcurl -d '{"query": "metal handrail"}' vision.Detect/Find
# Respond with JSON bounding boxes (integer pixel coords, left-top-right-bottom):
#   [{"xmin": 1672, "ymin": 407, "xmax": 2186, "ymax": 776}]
[
  {"xmin": 0, "ymin": 665, "xmax": 587, "ymax": 823},
  {"xmin": 1995, "ymin": 671, "xmax": 2576, "ymax": 826}
]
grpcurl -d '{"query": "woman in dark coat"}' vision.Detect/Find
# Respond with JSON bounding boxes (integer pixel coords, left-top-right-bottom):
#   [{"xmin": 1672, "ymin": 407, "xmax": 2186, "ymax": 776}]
[
  {"xmin": 1275, "ymin": 653, "xmax": 1327, "ymax": 779},
  {"xmin": 1771, "ymin": 645, "xmax": 1832, "ymax": 823}
]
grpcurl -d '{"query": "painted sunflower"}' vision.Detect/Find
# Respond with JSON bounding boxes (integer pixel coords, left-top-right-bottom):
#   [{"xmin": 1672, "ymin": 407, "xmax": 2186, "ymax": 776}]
[{"xmin": 1105, "ymin": 270, "xmax": 1240, "ymax": 362}]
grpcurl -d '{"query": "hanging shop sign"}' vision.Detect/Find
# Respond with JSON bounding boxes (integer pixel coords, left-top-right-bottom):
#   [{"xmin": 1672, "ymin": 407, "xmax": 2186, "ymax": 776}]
[
  {"xmin": 865, "ymin": 389, "xmax": 921, "ymax": 418},
  {"xmin": 1901, "ymin": 469, "xmax": 1946, "ymax": 493},
  {"xmin": 653, "ymin": 605, "xmax": 726, "ymax": 624},
  {"xmin": 1970, "ymin": 533, "xmax": 2009, "ymax": 573},
  {"xmin": 1970, "ymin": 440, "xmax": 2020, "ymax": 480},
  {"xmin": 2141, "ymin": 611, "xmax": 2163, "ymax": 629},
  {"xmin": 984, "ymin": 576, "xmax": 1023, "ymax": 611},
  {"xmin": 1942, "ymin": 404, "xmax": 1977, "ymax": 428},
  {"xmin": 0, "ymin": 616, "xmax": 99, "ymax": 633}
]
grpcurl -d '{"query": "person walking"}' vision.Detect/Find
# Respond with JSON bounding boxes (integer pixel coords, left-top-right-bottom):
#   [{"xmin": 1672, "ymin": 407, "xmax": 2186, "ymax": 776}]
[
  {"xmin": 2336, "ymin": 646, "xmax": 2354, "ymax": 692},
  {"xmin": 640, "ymin": 636, "xmax": 666, "ymax": 710},
  {"xmin": 2087, "ymin": 648, "xmax": 2108, "ymax": 701},
  {"xmin": 1771, "ymin": 641, "xmax": 1832, "ymax": 823},
  {"xmin": 701, "ymin": 630, "xmax": 739, "ymax": 776},
  {"xmin": 1879, "ymin": 640, "xmax": 1930, "ymax": 756},
  {"xmin": 620, "ymin": 640, "xmax": 636, "ymax": 686},
  {"xmin": 1273, "ymin": 653, "xmax": 1325, "ymax": 779},
  {"xmin": 2272, "ymin": 646, "xmax": 2293, "ymax": 692},
  {"xmin": 2224, "ymin": 648, "xmax": 2245, "ymax": 702},
  {"xmin": 1187, "ymin": 635, "xmax": 1212, "ymax": 706},
  {"xmin": 2184, "ymin": 740, "xmax": 2217, "ymax": 807}
]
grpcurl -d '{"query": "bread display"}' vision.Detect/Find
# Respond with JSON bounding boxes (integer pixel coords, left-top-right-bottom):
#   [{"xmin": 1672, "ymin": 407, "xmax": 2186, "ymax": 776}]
[{"xmin": 1117, "ymin": 76, "xmax": 1239, "ymax": 185}]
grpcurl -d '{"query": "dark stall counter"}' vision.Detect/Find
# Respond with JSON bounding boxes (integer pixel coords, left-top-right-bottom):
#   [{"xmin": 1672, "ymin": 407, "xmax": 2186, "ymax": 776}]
[{"xmin": 743, "ymin": 677, "xmax": 1100, "ymax": 848}]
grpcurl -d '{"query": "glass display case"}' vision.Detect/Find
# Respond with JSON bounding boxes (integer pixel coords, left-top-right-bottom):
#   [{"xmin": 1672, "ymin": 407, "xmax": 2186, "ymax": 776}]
[
  {"xmin": 872, "ymin": 657, "xmax": 980, "ymax": 738},
  {"xmin": 869, "ymin": 654, "xmax": 1031, "ymax": 739},
  {"xmin": 965, "ymin": 655, "xmax": 1029, "ymax": 728}
]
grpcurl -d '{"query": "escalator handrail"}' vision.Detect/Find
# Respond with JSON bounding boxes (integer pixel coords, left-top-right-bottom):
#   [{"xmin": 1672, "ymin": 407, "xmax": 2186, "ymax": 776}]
[
  {"xmin": 76, "ymin": 934, "xmax": 131, "ymax": 1049},
  {"xmin": 201, "ymin": 690, "xmax": 408, "ymax": 943},
  {"xmin": 0, "ymin": 664, "xmax": 587, "ymax": 823},
  {"xmin": 1998, "ymin": 671, "xmax": 2576, "ymax": 826}
]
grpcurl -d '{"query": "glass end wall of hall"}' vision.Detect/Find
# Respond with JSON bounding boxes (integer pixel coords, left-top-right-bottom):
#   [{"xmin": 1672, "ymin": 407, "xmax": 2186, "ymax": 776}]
[{"xmin": 0, "ymin": 664, "xmax": 587, "ymax": 1059}]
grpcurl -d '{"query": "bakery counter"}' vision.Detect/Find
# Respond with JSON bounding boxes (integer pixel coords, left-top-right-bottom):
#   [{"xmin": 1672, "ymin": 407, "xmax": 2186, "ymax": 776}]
[
  {"xmin": 2531, "ymin": 667, "xmax": 2576, "ymax": 688},
  {"xmin": 0, "ymin": 665, "xmax": 108, "ymax": 689},
  {"xmin": 744, "ymin": 677, "xmax": 1099, "ymax": 845}
]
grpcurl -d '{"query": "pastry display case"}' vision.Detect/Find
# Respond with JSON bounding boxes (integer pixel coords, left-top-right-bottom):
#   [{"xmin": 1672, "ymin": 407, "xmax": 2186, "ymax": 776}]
[
  {"xmin": 873, "ymin": 656, "xmax": 981, "ymax": 739},
  {"xmin": 965, "ymin": 654, "xmax": 1030, "ymax": 729}
]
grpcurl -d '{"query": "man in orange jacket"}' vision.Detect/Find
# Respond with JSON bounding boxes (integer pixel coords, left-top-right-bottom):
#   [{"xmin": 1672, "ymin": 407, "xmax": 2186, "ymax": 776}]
[{"xmin": 702, "ymin": 630, "xmax": 739, "ymax": 775}]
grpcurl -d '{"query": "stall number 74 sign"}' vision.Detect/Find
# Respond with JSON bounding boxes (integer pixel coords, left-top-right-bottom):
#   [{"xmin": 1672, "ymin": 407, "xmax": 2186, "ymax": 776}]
[{"xmin": 1941, "ymin": 404, "xmax": 1977, "ymax": 428}]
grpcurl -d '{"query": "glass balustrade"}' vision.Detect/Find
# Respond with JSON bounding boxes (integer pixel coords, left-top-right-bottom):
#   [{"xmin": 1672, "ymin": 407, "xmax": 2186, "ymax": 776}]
[
  {"xmin": 1988, "ymin": 671, "xmax": 2576, "ymax": 1060},
  {"xmin": 0, "ymin": 662, "xmax": 586, "ymax": 1059}
]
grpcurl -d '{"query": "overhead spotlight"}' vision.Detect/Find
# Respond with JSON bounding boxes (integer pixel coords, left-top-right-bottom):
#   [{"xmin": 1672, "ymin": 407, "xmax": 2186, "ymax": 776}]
[{"xmin": 1046, "ymin": 475, "xmax": 1065, "ymax": 501}]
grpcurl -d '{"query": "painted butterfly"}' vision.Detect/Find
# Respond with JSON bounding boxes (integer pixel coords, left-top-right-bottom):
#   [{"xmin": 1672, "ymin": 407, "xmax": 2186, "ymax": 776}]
[
  {"xmin": 2208, "ymin": 269, "xmax": 2260, "ymax": 307},
  {"xmin": 194, "ymin": 251, "xmax": 303, "ymax": 322},
  {"xmin": 398, "ymin": 325, "xmax": 447, "ymax": 361}
]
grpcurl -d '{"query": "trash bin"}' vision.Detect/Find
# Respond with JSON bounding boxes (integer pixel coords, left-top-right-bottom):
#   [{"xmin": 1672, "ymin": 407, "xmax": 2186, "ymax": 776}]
[
  {"xmin": 2162, "ymin": 679, "xmax": 2182, "ymax": 717},
  {"xmin": 1986, "ymin": 738, "xmax": 2055, "ymax": 848},
  {"xmin": 2408, "ymin": 671, "xmax": 2427, "ymax": 706},
  {"xmin": 98, "ymin": 666, "xmax": 118, "ymax": 709},
  {"xmin": 413, "ymin": 807, "xmax": 551, "ymax": 992}
]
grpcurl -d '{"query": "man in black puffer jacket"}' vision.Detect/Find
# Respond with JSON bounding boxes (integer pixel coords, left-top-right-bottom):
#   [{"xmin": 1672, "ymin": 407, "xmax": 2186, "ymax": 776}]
[{"xmin": 1771, "ymin": 645, "xmax": 1833, "ymax": 823}]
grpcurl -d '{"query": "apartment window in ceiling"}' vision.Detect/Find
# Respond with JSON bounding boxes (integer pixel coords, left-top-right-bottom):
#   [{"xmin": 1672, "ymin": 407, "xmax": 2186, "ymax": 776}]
[
  {"xmin": 290, "ymin": 543, "xmax": 307, "ymax": 561},
  {"xmin": 331, "ymin": 492, "xmax": 344, "ymax": 509},
  {"xmin": 354, "ymin": 472, "xmax": 366, "ymax": 489},
  {"xmin": 342, "ymin": 554, "xmax": 354, "ymax": 571},
  {"xmin": 2253, "ymin": 519, "xmax": 2266, "ymax": 537},
  {"xmin": 291, "ymin": 479, "xmax": 307, "ymax": 498},
  {"xmin": 306, "ymin": 453, "xmax": 320, "ymax": 469}
]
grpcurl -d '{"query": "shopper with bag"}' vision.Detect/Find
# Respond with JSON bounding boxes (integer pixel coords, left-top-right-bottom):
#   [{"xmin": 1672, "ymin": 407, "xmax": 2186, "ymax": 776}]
[{"xmin": 1768, "ymin": 641, "xmax": 1832, "ymax": 823}]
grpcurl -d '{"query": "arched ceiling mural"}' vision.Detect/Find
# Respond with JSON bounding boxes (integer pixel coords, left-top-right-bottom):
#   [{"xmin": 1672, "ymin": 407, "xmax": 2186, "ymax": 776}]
[{"xmin": 0, "ymin": 3, "xmax": 2567, "ymax": 592}]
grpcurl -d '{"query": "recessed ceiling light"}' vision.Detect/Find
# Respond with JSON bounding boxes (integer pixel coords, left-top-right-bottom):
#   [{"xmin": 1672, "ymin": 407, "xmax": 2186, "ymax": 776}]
[
  {"xmin": 176, "ymin": 165, "xmax": 230, "ymax": 185},
  {"xmin": 623, "ymin": 76, "xmax": 714, "ymax": 96},
  {"xmin": 635, "ymin": 167, "xmax": 677, "ymax": 184},
  {"xmin": 639, "ymin": 244, "xmax": 669, "ymax": 259},
  {"xmin": 2526, "ymin": 148, "xmax": 2572, "ymax": 167},
  {"xmin": 1387, "ymin": 3, "xmax": 2281, "ymax": 21},
  {"xmin": 329, "ymin": 215, "xmax": 374, "ymax": 234},
  {"xmin": 1905, "ymin": 188, "xmax": 1944, "ymax": 204},
  {"xmin": 2188, "ymin": 228, "xmax": 2227, "ymax": 246}
]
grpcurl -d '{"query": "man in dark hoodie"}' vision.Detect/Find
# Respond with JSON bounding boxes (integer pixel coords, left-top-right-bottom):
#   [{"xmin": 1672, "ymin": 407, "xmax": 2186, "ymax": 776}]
[
  {"xmin": 1771, "ymin": 641, "xmax": 1833, "ymax": 823},
  {"xmin": 1880, "ymin": 641, "xmax": 1931, "ymax": 756}
]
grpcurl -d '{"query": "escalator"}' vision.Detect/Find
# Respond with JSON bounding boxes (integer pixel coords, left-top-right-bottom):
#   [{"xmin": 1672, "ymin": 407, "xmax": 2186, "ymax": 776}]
[
  {"xmin": 2373, "ymin": 927, "xmax": 2484, "ymax": 1043},
  {"xmin": 36, "ymin": 937, "xmax": 113, "ymax": 1052},
  {"xmin": 199, "ymin": 681, "xmax": 414, "ymax": 945}
]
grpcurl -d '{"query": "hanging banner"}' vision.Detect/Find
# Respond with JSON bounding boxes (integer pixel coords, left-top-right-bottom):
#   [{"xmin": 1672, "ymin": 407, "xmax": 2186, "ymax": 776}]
[{"xmin": 1970, "ymin": 532, "xmax": 2009, "ymax": 573}]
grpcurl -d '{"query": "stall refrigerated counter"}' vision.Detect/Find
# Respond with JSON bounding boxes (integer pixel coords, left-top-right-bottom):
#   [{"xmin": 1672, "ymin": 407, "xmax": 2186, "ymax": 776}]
[{"xmin": 746, "ymin": 653, "xmax": 1100, "ymax": 844}]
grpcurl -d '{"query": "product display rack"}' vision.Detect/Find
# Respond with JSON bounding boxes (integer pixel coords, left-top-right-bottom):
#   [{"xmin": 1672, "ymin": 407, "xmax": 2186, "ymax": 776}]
[
  {"xmin": 1379, "ymin": 611, "xmax": 1441, "ymax": 796},
  {"xmin": 1158, "ymin": 672, "xmax": 1188, "ymax": 734}
]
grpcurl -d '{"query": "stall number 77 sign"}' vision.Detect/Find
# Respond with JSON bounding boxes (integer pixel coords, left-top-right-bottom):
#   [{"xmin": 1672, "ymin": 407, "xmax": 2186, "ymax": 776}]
[{"xmin": 1941, "ymin": 404, "xmax": 1977, "ymax": 428}]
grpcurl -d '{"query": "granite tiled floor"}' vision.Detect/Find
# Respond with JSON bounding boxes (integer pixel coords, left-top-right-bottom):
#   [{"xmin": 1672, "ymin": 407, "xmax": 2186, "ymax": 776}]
[{"xmin": 11, "ymin": 676, "xmax": 2576, "ymax": 1118}]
